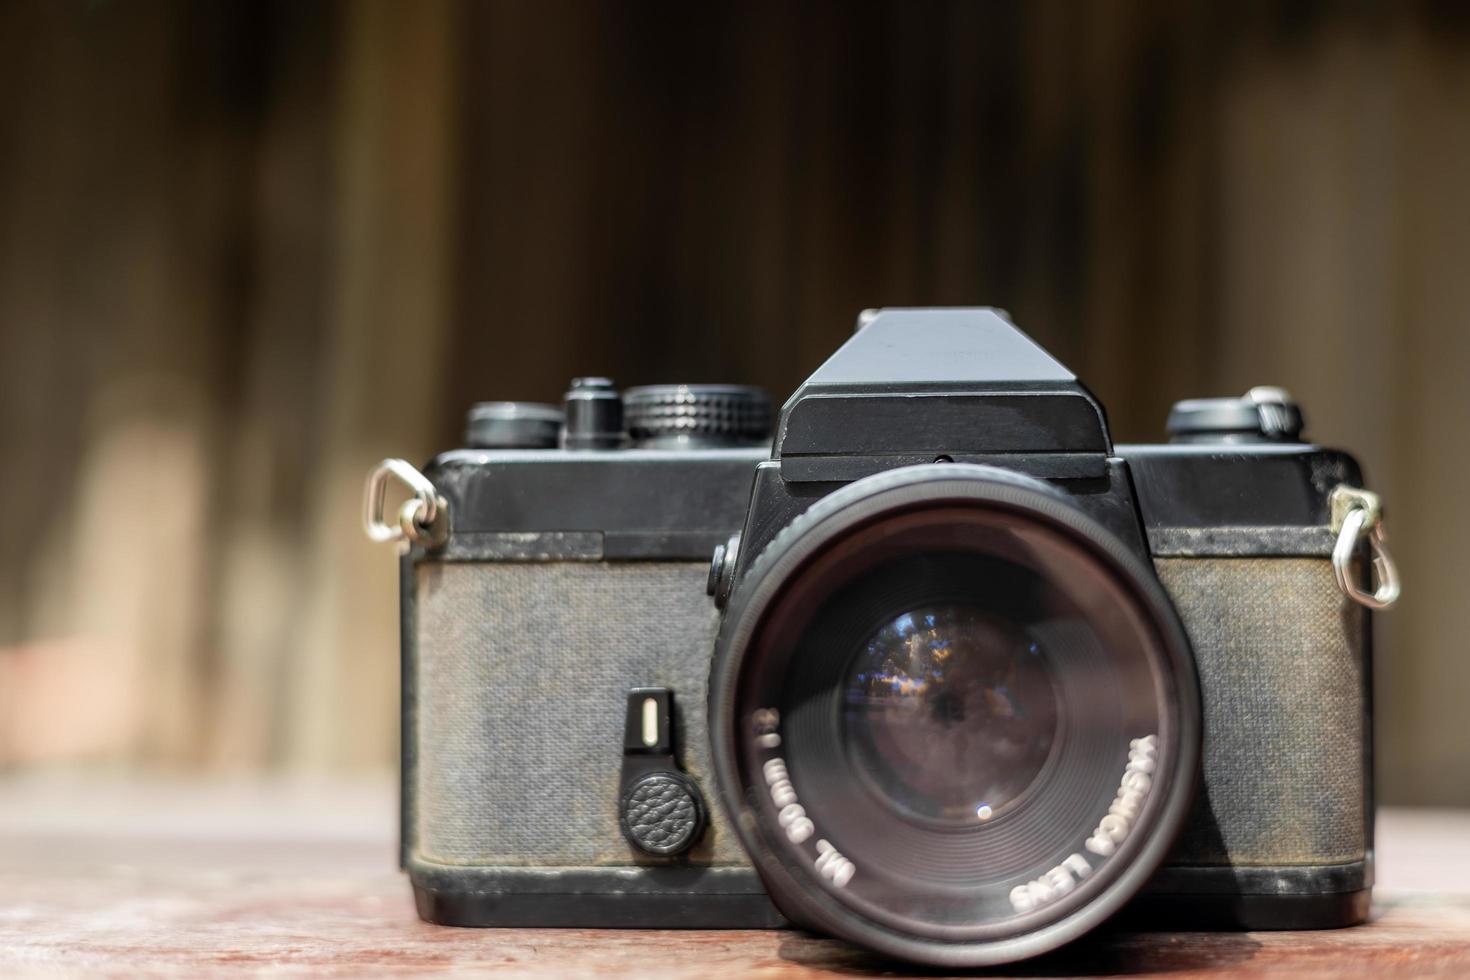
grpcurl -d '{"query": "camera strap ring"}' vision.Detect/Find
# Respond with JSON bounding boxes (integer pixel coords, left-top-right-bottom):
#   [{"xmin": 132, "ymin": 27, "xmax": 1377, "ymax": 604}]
[
  {"xmin": 364, "ymin": 458, "xmax": 450, "ymax": 549},
  {"xmin": 1330, "ymin": 486, "xmax": 1400, "ymax": 610}
]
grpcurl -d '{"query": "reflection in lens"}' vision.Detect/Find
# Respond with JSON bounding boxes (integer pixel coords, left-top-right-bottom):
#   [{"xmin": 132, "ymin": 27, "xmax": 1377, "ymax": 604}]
[{"xmin": 843, "ymin": 603, "xmax": 1061, "ymax": 824}]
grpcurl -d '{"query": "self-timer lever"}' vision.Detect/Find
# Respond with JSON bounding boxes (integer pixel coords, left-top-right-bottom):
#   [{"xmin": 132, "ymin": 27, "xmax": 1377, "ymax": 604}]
[{"xmin": 618, "ymin": 688, "xmax": 708, "ymax": 857}]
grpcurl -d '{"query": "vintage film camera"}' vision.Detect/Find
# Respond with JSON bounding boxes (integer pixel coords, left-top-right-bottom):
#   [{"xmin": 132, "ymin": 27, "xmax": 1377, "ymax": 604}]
[{"xmin": 364, "ymin": 308, "xmax": 1397, "ymax": 967}]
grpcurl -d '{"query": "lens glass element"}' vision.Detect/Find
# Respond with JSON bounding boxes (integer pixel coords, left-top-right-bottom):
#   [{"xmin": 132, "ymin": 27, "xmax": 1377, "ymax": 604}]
[{"xmin": 844, "ymin": 604, "xmax": 1060, "ymax": 824}]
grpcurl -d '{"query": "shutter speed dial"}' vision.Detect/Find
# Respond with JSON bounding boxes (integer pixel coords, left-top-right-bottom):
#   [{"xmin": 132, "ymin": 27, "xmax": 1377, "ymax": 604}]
[{"xmin": 624, "ymin": 385, "xmax": 772, "ymax": 448}]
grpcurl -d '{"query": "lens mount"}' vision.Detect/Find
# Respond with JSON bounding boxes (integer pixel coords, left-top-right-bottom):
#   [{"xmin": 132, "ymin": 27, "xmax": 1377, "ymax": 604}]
[{"xmin": 708, "ymin": 464, "xmax": 1200, "ymax": 967}]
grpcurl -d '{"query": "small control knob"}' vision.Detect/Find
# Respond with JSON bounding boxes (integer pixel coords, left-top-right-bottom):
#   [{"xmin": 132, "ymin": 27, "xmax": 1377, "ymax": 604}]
[
  {"xmin": 707, "ymin": 532, "xmax": 741, "ymax": 609},
  {"xmin": 1167, "ymin": 387, "xmax": 1305, "ymax": 444},
  {"xmin": 561, "ymin": 377, "xmax": 625, "ymax": 450},
  {"xmin": 465, "ymin": 402, "xmax": 563, "ymax": 449},
  {"xmin": 624, "ymin": 385, "xmax": 771, "ymax": 448},
  {"xmin": 619, "ymin": 771, "xmax": 707, "ymax": 856}
]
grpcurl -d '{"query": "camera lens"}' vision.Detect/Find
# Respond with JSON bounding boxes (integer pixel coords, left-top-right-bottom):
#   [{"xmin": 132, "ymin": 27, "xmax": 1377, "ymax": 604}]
[{"xmin": 709, "ymin": 464, "xmax": 1199, "ymax": 967}]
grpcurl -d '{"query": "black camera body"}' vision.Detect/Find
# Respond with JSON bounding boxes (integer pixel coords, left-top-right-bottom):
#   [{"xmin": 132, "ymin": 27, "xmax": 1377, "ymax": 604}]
[{"xmin": 372, "ymin": 309, "xmax": 1385, "ymax": 967}]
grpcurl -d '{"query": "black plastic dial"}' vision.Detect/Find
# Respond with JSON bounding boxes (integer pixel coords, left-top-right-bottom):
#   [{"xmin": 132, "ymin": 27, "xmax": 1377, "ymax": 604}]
[{"xmin": 624, "ymin": 384, "xmax": 771, "ymax": 448}]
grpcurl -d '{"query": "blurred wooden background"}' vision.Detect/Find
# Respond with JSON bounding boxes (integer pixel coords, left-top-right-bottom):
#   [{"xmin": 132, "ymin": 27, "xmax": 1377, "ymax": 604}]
[{"xmin": 0, "ymin": 0, "xmax": 1465, "ymax": 804}]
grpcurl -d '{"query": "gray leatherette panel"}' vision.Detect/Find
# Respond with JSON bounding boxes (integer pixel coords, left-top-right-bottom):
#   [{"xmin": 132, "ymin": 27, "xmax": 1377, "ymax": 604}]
[
  {"xmin": 1156, "ymin": 557, "xmax": 1367, "ymax": 868},
  {"xmin": 413, "ymin": 561, "xmax": 749, "ymax": 868}
]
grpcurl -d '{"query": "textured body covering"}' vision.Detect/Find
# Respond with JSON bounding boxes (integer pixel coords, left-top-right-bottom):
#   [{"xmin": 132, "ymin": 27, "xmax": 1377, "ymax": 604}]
[
  {"xmin": 411, "ymin": 556, "xmax": 1365, "ymax": 878},
  {"xmin": 1156, "ymin": 557, "xmax": 1366, "ymax": 867},
  {"xmin": 413, "ymin": 561, "xmax": 748, "ymax": 868}
]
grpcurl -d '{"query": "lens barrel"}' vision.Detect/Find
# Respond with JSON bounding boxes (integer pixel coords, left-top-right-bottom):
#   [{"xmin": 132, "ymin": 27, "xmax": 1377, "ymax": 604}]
[{"xmin": 708, "ymin": 464, "xmax": 1199, "ymax": 967}]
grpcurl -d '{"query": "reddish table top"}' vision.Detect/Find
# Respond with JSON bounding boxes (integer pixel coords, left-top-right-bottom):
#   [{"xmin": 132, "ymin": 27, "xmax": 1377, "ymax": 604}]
[{"xmin": 0, "ymin": 776, "xmax": 1466, "ymax": 977}]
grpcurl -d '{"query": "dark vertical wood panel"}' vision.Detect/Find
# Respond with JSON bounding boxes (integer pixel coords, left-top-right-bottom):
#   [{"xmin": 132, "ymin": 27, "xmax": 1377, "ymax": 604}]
[{"xmin": 0, "ymin": 1, "xmax": 1465, "ymax": 801}]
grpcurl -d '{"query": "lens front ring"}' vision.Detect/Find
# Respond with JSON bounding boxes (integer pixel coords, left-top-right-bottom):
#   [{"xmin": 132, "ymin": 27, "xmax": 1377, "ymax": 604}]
[{"xmin": 708, "ymin": 463, "xmax": 1200, "ymax": 967}]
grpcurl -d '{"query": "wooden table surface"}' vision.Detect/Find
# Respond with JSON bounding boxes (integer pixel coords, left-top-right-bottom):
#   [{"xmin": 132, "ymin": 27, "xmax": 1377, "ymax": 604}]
[{"xmin": 1, "ymin": 775, "xmax": 1467, "ymax": 978}]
